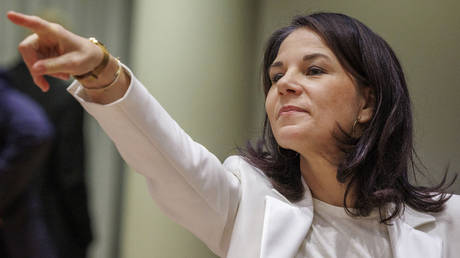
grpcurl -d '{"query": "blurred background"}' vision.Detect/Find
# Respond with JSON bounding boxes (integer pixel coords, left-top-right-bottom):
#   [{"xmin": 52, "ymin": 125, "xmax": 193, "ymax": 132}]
[{"xmin": 0, "ymin": 0, "xmax": 458, "ymax": 257}]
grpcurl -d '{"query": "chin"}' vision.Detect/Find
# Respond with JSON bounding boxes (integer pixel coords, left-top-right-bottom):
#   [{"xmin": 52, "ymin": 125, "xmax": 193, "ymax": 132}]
[{"xmin": 273, "ymin": 125, "xmax": 306, "ymax": 150}]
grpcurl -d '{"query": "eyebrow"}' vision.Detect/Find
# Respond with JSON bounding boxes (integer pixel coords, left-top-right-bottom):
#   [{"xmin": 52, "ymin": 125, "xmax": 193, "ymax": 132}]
[{"xmin": 270, "ymin": 53, "xmax": 331, "ymax": 68}]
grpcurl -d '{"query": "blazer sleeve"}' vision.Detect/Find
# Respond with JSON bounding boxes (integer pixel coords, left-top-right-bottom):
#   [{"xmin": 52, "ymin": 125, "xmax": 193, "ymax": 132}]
[{"xmin": 67, "ymin": 65, "xmax": 241, "ymax": 256}]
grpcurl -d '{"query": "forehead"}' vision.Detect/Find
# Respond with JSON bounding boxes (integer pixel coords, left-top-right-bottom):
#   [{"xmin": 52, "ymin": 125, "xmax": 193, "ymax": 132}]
[{"xmin": 275, "ymin": 28, "xmax": 334, "ymax": 61}]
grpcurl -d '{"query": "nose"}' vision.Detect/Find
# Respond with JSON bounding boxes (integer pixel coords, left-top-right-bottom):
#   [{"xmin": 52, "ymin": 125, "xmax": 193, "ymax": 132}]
[{"xmin": 277, "ymin": 72, "xmax": 302, "ymax": 96}]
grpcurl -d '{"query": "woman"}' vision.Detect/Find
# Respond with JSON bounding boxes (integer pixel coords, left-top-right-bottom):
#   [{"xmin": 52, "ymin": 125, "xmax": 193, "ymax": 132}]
[{"xmin": 7, "ymin": 11, "xmax": 459, "ymax": 258}]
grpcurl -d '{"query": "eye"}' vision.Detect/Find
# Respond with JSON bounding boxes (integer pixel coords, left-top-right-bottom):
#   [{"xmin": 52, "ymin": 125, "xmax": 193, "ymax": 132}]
[
  {"xmin": 271, "ymin": 73, "xmax": 284, "ymax": 83},
  {"xmin": 306, "ymin": 66, "xmax": 324, "ymax": 76}
]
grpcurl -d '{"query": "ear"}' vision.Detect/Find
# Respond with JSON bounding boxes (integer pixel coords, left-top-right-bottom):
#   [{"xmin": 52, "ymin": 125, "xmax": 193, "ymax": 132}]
[{"xmin": 358, "ymin": 86, "xmax": 375, "ymax": 123}]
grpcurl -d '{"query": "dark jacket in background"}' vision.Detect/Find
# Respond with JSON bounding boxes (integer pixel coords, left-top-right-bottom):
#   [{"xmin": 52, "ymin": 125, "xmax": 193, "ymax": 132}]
[
  {"xmin": 0, "ymin": 74, "xmax": 56, "ymax": 258},
  {"xmin": 2, "ymin": 61, "xmax": 92, "ymax": 258}
]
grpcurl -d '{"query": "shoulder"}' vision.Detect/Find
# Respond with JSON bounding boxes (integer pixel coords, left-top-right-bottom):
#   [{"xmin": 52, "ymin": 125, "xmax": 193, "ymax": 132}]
[
  {"xmin": 223, "ymin": 155, "xmax": 271, "ymax": 185},
  {"xmin": 424, "ymin": 194, "xmax": 460, "ymax": 247},
  {"xmin": 419, "ymin": 193, "xmax": 460, "ymax": 237},
  {"xmin": 434, "ymin": 194, "xmax": 460, "ymax": 222}
]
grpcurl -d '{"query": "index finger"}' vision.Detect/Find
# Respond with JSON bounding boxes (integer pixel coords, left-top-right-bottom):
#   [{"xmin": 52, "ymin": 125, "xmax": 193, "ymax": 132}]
[{"xmin": 7, "ymin": 11, "xmax": 50, "ymax": 33}]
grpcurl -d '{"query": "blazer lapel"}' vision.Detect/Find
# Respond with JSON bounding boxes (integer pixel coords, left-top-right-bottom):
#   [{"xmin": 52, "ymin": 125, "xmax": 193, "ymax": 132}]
[
  {"xmin": 259, "ymin": 190, "xmax": 313, "ymax": 258},
  {"xmin": 387, "ymin": 207, "xmax": 443, "ymax": 258}
]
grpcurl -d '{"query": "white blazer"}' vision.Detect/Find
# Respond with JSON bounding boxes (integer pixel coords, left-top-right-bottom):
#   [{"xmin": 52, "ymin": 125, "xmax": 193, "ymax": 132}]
[{"xmin": 68, "ymin": 67, "xmax": 460, "ymax": 258}]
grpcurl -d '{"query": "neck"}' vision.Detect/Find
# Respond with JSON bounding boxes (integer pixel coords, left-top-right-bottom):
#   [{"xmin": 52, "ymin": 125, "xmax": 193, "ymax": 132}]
[{"xmin": 299, "ymin": 153, "xmax": 355, "ymax": 207}]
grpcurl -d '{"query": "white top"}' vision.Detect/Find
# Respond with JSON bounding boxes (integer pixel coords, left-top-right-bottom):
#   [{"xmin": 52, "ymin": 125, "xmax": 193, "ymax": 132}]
[{"xmin": 295, "ymin": 197, "xmax": 393, "ymax": 258}]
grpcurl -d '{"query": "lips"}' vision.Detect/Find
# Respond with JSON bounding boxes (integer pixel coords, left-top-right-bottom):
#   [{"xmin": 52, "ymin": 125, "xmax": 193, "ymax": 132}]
[{"xmin": 278, "ymin": 105, "xmax": 308, "ymax": 118}]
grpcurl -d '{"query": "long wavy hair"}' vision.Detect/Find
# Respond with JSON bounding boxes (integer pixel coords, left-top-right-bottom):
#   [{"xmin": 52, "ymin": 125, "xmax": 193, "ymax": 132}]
[{"xmin": 242, "ymin": 12, "xmax": 456, "ymax": 224}]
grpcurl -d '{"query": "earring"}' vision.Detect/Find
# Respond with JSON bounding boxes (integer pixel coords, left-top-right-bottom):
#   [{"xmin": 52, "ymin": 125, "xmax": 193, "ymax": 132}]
[{"xmin": 351, "ymin": 116, "xmax": 361, "ymax": 136}]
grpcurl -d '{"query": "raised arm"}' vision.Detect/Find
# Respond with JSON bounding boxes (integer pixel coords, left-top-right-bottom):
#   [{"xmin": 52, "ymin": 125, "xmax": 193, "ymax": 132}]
[{"xmin": 7, "ymin": 11, "xmax": 242, "ymax": 256}]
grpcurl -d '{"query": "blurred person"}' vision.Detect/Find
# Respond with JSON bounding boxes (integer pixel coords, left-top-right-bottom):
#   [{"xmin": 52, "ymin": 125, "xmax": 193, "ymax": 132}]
[
  {"xmin": 4, "ymin": 9, "xmax": 92, "ymax": 258},
  {"xmin": 0, "ymin": 71, "xmax": 55, "ymax": 257},
  {"xmin": 7, "ymin": 10, "xmax": 459, "ymax": 258},
  {"xmin": 1, "ymin": 60, "xmax": 91, "ymax": 258},
  {"xmin": 5, "ymin": 59, "xmax": 92, "ymax": 258}
]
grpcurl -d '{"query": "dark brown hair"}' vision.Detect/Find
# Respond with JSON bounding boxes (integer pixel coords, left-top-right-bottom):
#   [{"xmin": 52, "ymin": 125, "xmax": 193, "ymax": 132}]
[{"xmin": 242, "ymin": 12, "xmax": 456, "ymax": 223}]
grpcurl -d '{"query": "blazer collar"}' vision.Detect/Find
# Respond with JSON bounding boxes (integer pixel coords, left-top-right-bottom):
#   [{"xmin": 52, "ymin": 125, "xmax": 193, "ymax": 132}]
[
  {"xmin": 260, "ymin": 187, "xmax": 442, "ymax": 258},
  {"xmin": 259, "ymin": 189, "xmax": 313, "ymax": 258},
  {"xmin": 400, "ymin": 205, "xmax": 436, "ymax": 228},
  {"xmin": 386, "ymin": 205, "xmax": 442, "ymax": 258}
]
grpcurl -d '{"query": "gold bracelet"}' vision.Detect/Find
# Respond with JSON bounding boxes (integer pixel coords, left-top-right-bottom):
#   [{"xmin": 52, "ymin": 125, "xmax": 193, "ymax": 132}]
[
  {"xmin": 74, "ymin": 37, "xmax": 110, "ymax": 80},
  {"xmin": 82, "ymin": 59, "xmax": 123, "ymax": 92}
]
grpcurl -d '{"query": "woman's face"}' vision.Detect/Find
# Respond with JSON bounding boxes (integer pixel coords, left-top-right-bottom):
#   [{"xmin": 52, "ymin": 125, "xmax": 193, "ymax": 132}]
[{"xmin": 265, "ymin": 28, "xmax": 370, "ymax": 157}]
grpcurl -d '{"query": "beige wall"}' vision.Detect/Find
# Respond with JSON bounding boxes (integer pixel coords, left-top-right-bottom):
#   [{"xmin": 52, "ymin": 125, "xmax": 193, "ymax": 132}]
[
  {"xmin": 251, "ymin": 0, "xmax": 460, "ymax": 192},
  {"xmin": 121, "ymin": 0, "xmax": 256, "ymax": 257}
]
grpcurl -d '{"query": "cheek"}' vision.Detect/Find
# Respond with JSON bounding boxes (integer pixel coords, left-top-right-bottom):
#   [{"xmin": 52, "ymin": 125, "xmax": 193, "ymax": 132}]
[
  {"xmin": 315, "ymin": 83, "xmax": 358, "ymax": 126},
  {"xmin": 265, "ymin": 89, "xmax": 277, "ymax": 121},
  {"xmin": 265, "ymin": 90, "xmax": 284, "ymax": 142}
]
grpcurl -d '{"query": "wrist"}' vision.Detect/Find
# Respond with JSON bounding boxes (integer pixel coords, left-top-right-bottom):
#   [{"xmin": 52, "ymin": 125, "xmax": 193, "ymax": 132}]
[
  {"xmin": 79, "ymin": 55, "xmax": 120, "ymax": 89},
  {"xmin": 83, "ymin": 66, "xmax": 131, "ymax": 105}
]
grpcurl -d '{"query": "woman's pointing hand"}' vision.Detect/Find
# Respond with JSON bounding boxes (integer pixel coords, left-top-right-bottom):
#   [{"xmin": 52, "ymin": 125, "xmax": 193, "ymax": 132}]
[{"xmin": 7, "ymin": 11, "xmax": 103, "ymax": 92}]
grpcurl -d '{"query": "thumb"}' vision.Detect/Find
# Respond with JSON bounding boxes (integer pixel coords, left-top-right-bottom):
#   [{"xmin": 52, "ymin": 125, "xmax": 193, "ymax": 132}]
[{"xmin": 31, "ymin": 52, "xmax": 84, "ymax": 75}]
